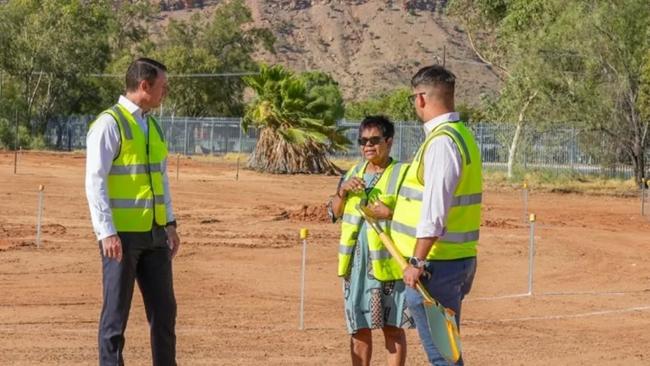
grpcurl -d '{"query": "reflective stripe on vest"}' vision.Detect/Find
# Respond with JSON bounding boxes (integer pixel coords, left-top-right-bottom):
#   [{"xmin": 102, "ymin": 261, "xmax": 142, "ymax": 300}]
[
  {"xmin": 398, "ymin": 186, "xmax": 423, "ymax": 201},
  {"xmin": 109, "ymin": 195, "xmax": 166, "ymax": 209},
  {"xmin": 110, "ymin": 163, "xmax": 164, "ymax": 175},
  {"xmin": 391, "ymin": 121, "xmax": 482, "ymax": 260},
  {"xmin": 91, "ymin": 104, "xmax": 169, "ymax": 232},
  {"xmin": 111, "ymin": 105, "xmax": 133, "ymax": 140},
  {"xmin": 338, "ymin": 159, "xmax": 409, "ymax": 281}
]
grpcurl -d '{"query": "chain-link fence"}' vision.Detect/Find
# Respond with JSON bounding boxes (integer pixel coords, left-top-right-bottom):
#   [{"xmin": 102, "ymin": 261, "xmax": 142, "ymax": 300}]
[{"xmin": 44, "ymin": 116, "xmax": 648, "ymax": 179}]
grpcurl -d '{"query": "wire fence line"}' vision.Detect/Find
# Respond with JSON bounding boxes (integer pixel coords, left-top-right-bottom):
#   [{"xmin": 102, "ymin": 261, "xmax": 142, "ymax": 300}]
[{"xmin": 44, "ymin": 116, "xmax": 648, "ymax": 179}]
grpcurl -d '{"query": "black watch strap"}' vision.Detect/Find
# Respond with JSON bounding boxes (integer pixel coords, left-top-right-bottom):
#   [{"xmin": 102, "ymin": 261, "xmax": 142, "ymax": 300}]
[{"xmin": 408, "ymin": 256, "xmax": 426, "ymax": 269}]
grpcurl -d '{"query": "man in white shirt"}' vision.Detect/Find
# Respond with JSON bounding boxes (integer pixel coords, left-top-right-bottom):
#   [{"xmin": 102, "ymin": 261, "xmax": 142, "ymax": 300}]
[
  {"xmin": 392, "ymin": 65, "xmax": 482, "ymax": 365},
  {"xmin": 85, "ymin": 58, "xmax": 180, "ymax": 366}
]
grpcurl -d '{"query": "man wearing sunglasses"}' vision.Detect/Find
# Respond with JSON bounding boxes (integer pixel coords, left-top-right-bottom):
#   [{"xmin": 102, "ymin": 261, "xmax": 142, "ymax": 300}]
[{"xmin": 392, "ymin": 65, "xmax": 482, "ymax": 365}]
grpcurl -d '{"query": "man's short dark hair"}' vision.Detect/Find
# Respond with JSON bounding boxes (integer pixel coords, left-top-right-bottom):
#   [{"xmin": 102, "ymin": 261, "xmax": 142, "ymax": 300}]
[
  {"xmin": 359, "ymin": 115, "xmax": 395, "ymax": 139},
  {"xmin": 125, "ymin": 58, "xmax": 168, "ymax": 92},
  {"xmin": 411, "ymin": 65, "xmax": 456, "ymax": 93}
]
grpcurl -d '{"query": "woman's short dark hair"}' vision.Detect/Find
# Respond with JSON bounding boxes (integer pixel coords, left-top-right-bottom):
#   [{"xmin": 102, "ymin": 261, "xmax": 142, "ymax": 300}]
[
  {"xmin": 359, "ymin": 115, "xmax": 394, "ymax": 139},
  {"xmin": 125, "ymin": 58, "xmax": 167, "ymax": 92}
]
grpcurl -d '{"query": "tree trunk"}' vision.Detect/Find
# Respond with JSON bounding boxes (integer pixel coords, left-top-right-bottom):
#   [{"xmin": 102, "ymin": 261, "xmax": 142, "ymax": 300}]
[
  {"xmin": 507, "ymin": 121, "xmax": 523, "ymax": 179},
  {"xmin": 506, "ymin": 91, "xmax": 538, "ymax": 179},
  {"xmin": 248, "ymin": 127, "xmax": 343, "ymax": 175},
  {"xmin": 632, "ymin": 142, "xmax": 646, "ymax": 188}
]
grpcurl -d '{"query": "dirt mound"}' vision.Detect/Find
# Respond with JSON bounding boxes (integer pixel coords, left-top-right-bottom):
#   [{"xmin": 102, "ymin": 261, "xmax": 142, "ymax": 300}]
[
  {"xmin": 42, "ymin": 224, "xmax": 67, "ymax": 235},
  {"xmin": 482, "ymin": 218, "xmax": 520, "ymax": 229},
  {"xmin": 288, "ymin": 204, "xmax": 331, "ymax": 222}
]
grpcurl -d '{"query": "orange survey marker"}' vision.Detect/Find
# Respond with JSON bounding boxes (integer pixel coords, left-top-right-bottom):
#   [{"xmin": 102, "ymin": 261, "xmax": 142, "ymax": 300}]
[{"xmin": 357, "ymin": 205, "xmax": 462, "ymax": 363}]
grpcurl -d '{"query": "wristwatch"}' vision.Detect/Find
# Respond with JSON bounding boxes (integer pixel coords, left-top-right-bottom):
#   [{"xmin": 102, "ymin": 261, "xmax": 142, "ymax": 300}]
[{"xmin": 408, "ymin": 256, "xmax": 426, "ymax": 269}]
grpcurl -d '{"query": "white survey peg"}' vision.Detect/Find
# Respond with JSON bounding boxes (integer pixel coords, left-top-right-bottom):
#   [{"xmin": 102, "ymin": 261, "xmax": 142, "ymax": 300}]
[
  {"xmin": 36, "ymin": 185, "xmax": 45, "ymax": 248},
  {"xmin": 299, "ymin": 228, "xmax": 309, "ymax": 330},
  {"xmin": 527, "ymin": 213, "xmax": 536, "ymax": 295}
]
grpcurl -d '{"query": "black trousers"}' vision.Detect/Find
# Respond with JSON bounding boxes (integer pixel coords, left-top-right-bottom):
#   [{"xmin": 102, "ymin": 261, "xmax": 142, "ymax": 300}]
[{"xmin": 98, "ymin": 227, "xmax": 177, "ymax": 366}]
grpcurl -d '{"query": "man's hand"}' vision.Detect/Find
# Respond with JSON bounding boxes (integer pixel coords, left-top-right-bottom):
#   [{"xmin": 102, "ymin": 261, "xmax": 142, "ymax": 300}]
[
  {"xmin": 339, "ymin": 177, "xmax": 365, "ymax": 197},
  {"xmin": 167, "ymin": 225, "xmax": 181, "ymax": 258},
  {"xmin": 403, "ymin": 265, "xmax": 424, "ymax": 288},
  {"xmin": 367, "ymin": 200, "xmax": 392, "ymax": 220},
  {"xmin": 101, "ymin": 234, "xmax": 122, "ymax": 262}
]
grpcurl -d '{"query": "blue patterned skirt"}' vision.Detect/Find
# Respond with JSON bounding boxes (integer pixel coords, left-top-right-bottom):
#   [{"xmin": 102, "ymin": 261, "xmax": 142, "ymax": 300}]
[{"xmin": 343, "ymin": 223, "xmax": 414, "ymax": 334}]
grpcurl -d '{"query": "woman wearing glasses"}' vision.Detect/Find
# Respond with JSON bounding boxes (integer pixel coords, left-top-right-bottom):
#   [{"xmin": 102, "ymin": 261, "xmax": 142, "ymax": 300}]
[{"xmin": 329, "ymin": 116, "xmax": 413, "ymax": 366}]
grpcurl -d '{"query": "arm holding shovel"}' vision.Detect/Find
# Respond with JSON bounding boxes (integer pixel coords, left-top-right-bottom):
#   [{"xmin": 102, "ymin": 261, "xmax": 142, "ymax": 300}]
[
  {"xmin": 403, "ymin": 238, "xmax": 434, "ymax": 288},
  {"xmin": 357, "ymin": 204, "xmax": 462, "ymax": 363}
]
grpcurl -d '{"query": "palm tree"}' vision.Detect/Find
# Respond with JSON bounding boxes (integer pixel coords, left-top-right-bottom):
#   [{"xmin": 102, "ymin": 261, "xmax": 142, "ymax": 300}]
[{"xmin": 243, "ymin": 64, "xmax": 350, "ymax": 174}]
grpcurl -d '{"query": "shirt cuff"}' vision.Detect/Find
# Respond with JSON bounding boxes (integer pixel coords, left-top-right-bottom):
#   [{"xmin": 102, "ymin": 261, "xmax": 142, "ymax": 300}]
[
  {"xmin": 95, "ymin": 223, "xmax": 117, "ymax": 241},
  {"xmin": 416, "ymin": 221, "xmax": 446, "ymax": 239},
  {"xmin": 96, "ymin": 230, "xmax": 116, "ymax": 242}
]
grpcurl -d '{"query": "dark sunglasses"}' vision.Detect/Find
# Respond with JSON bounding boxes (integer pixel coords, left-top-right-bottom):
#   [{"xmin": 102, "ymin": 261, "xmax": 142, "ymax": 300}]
[
  {"xmin": 358, "ymin": 136, "xmax": 386, "ymax": 146},
  {"xmin": 408, "ymin": 92, "xmax": 426, "ymax": 103}
]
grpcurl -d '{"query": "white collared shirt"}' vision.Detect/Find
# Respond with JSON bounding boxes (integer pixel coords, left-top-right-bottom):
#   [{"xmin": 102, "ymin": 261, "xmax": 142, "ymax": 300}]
[
  {"xmin": 416, "ymin": 112, "xmax": 463, "ymax": 238},
  {"xmin": 85, "ymin": 96, "xmax": 175, "ymax": 240}
]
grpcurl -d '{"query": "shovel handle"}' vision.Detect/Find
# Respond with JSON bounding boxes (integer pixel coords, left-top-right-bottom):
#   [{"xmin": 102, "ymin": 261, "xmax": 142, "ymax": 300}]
[
  {"xmin": 378, "ymin": 232, "xmax": 437, "ymax": 305},
  {"xmin": 357, "ymin": 205, "xmax": 438, "ymax": 305}
]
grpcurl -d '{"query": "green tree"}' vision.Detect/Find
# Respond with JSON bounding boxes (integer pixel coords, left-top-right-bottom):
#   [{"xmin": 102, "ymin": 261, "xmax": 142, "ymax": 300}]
[
  {"xmin": 243, "ymin": 64, "xmax": 350, "ymax": 174},
  {"xmin": 569, "ymin": 1, "xmax": 650, "ymax": 187},
  {"xmin": 451, "ymin": 0, "xmax": 650, "ymax": 186},
  {"xmin": 93, "ymin": 3, "xmax": 159, "ymax": 110},
  {"xmin": 450, "ymin": 0, "xmax": 561, "ymax": 179},
  {"xmin": 299, "ymin": 71, "xmax": 345, "ymax": 123},
  {"xmin": 345, "ymin": 87, "xmax": 416, "ymax": 122},
  {"xmin": 0, "ymin": 0, "xmax": 155, "ymax": 147},
  {"xmin": 155, "ymin": 0, "xmax": 275, "ymax": 117}
]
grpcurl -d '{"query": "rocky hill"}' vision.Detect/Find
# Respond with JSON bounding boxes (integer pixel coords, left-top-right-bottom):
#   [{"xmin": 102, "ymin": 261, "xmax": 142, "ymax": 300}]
[{"xmin": 162, "ymin": 0, "xmax": 501, "ymax": 104}]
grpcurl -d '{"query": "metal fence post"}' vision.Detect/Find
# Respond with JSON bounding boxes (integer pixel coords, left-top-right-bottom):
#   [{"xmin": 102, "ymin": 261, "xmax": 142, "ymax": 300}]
[
  {"xmin": 570, "ymin": 127, "xmax": 576, "ymax": 172},
  {"xmin": 170, "ymin": 114, "xmax": 175, "ymax": 153},
  {"xmin": 225, "ymin": 124, "xmax": 230, "ymax": 154},
  {"xmin": 210, "ymin": 122, "xmax": 214, "ymax": 154},
  {"xmin": 397, "ymin": 122, "xmax": 403, "ymax": 161},
  {"xmin": 478, "ymin": 122, "xmax": 485, "ymax": 161},
  {"xmin": 183, "ymin": 117, "xmax": 188, "ymax": 156},
  {"xmin": 236, "ymin": 118, "xmax": 243, "ymax": 181},
  {"xmin": 523, "ymin": 127, "xmax": 528, "ymax": 172},
  {"xmin": 67, "ymin": 117, "xmax": 73, "ymax": 151}
]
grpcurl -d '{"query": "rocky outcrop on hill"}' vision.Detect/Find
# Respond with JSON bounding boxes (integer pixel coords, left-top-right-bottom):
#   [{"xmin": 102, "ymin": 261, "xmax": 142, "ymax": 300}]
[{"xmin": 162, "ymin": 0, "xmax": 501, "ymax": 103}]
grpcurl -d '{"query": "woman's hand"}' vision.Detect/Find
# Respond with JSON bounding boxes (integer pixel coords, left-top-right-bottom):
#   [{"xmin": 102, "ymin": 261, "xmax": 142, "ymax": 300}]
[
  {"xmin": 366, "ymin": 200, "xmax": 392, "ymax": 220},
  {"xmin": 338, "ymin": 177, "xmax": 365, "ymax": 198}
]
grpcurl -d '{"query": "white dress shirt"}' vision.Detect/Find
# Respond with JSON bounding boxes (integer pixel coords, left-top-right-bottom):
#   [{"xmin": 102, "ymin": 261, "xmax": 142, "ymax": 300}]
[
  {"xmin": 85, "ymin": 96, "xmax": 175, "ymax": 240},
  {"xmin": 416, "ymin": 112, "xmax": 463, "ymax": 239}
]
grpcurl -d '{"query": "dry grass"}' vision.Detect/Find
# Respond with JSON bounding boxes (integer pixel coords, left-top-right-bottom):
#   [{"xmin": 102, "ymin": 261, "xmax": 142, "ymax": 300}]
[
  {"xmin": 170, "ymin": 153, "xmax": 643, "ymax": 197},
  {"xmin": 484, "ymin": 170, "xmax": 641, "ymax": 197}
]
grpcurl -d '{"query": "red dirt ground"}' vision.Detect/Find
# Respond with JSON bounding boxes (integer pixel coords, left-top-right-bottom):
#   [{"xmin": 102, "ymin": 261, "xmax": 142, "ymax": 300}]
[{"xmin": 1, "ymin": 151, "xmax": 650, "ymax": 365}]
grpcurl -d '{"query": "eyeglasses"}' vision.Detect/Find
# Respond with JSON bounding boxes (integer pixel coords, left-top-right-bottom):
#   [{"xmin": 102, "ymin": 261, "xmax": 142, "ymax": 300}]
[
  {"xmin": 358, "ymin": 136, "xmax": 385, "ymax": 146},
  {"xmin": 408, "ymin": 92, "xmax": 426, "ymax": 103}
]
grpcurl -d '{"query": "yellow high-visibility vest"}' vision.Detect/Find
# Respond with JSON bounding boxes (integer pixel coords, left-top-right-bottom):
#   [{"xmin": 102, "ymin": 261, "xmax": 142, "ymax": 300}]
[
  {"xmin": 338, "ymin": 159, "xmax": 409, "ymax": 280},
  {"xmin": 391, "ymin": 121, "xmax": 482, "ymax": 260},
  {"xmin": 90, "ymin": 104, "xmax": 168, "ymax": 232}
]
